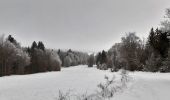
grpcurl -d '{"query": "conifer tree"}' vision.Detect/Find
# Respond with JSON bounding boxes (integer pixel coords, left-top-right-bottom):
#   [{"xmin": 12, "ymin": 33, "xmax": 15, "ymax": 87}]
[
  {"xmin": 31, "ymin": 41, "xmax": 38, "ymax": 51},
  {"xmin": 38, "ymin": 41, "xmax": 45, "ymax": 51}
]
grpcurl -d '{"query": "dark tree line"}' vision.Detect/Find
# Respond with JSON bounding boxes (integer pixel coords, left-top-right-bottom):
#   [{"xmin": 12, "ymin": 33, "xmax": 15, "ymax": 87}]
[
  {"xmin": 0, "ymin": 35, "xmax": 91, "ymax": 77},
  {"xmin": 0, "ymin": 35, "xmax": 89, "ymax": 76},
  {"xmin": 0, "ymin": 35, "xmax": 62, "ymax": 76},
  {"xmin": 94, "ymin": 30, "xmax": 170, "ymax": 72},
  {"xmin": 94, "ymin": 8, "xmax": 170, "ymax": 72},
  {"xmin": 25, "ymin": 41, "xmax": 61, "ymax": 74}
]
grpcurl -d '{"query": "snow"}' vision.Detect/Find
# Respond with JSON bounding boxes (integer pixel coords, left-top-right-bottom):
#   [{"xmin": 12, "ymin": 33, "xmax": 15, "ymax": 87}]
[
  {"xmin": 114, "ymin": 72, "xmax": 170, "ymax": 100},
  {"xmin": 0, "ymin": 65, "xmax": 170, "ymax": 100}
]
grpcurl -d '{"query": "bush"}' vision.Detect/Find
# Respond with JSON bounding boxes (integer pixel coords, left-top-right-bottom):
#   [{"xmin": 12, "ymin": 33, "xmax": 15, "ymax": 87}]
[{"xmin": 56, "ymin": 69, "xmax": 130, "ymax": 100}]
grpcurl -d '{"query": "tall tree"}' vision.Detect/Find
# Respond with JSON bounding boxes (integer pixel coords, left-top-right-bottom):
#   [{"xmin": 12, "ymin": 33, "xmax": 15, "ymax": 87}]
[
  {"xmin": 101, "ymin": 50, "xmax": 107, "ymax": 64},
  {"xmin": 148, "ymin": 28, "xmax": 155, "ymax": 47},
  {"xmin": 96, "ymin": 52, "xmax": 102, "ymax": 66},
  {"xmin": 38, "ymin": 41, "xmax": 45, "ymax": 51},
  {"xmin": 88, "ymin": 54, "xmax": 95, "ymax": 67},
  {"xmin": 31, "ymin": 41, "xmax": 38, "ymax": 51},
  {"xmin": 120, "ymin": 32, "xmax": 141, "ymax": 71},
  {"xmin": 148, "ymin": 28, "xmax": 169, "ymax": 58},
  {"xmin": 8, "ymin": 35, "xmax": 16, "ymax": 43}
]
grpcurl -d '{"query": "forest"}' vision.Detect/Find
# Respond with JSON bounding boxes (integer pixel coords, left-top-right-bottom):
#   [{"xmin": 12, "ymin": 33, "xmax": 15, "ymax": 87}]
[{"xmin": 1, "ymin": 8, "xmax": 170, "ymax": 77}]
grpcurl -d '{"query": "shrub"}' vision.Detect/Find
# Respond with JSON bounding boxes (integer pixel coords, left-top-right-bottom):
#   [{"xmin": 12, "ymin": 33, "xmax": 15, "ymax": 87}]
[{"xmin": 56, "ymin": 69, "xmax": 130, "ymax": 100}]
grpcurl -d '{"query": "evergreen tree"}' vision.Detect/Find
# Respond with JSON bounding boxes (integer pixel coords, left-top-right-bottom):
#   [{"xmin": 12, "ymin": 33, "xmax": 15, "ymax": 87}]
[
  {"xmin": 145, "ymin": 53, "xmax": 162, "ymax": 72},
  {"xmin": 8, "ymin": 35, "xmax": 15, "ymax": 43},
  {"xmin": 38, "ymin": 41, "xmax": 45, "ymax": 51},
  {"xmin": 148, "ymin": 28, "xmax": 155, "ymax": 47},
  {"xmin": 31, "ymin": 41, "xmax": 38, "ymax": 51},
  {"xmin": 101, "ymin": 50, "xmax": 107, "ymax": 64},
  {"xmin": 159, "ymin": 31, "xmax": 169, "ymax": 57},
  {"xmin": 7, "ymin": 35, "xmax": 20, "ymax": 47},
  {"xmin": 148, "ymin": 28, "xmax": 169, "ymax": 58},
  {"xmin": 96, "ymin": 52, "xmax": 102, "ymax": 66}
]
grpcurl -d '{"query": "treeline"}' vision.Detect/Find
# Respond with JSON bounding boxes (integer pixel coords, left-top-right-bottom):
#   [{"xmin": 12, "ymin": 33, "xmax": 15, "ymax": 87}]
[
  {"xmin": 92, "ymin": 8, "xmax": 170, "ymax": 72},
  {"xmin": 58, "ymin": 49, "xmax": 88, "ymax": 67},
  {"xmin": 1, "ymin": 8, "xmax": 170, "ymax": 76},
  {"xmin": 0, "ymin": 35, "xmax": 89, "ymax": 76},
  {"xmin": 25, "ymin": 41, "xmax": 62, "ymax": 74}
]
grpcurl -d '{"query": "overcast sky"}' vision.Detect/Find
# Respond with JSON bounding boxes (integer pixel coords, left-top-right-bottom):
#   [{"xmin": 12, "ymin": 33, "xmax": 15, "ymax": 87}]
[{"xmin": 0, "ymin": 0, "xmax": 170, "ymax": 52}]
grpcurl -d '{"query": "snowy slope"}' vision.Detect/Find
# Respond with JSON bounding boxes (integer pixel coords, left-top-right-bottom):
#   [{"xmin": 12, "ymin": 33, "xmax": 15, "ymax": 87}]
[{"xmin": 0, "ymin": 65, "xmax": 170, "ymax": 100}]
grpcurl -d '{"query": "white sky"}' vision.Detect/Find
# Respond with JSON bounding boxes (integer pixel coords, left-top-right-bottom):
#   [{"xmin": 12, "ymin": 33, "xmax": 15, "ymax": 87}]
[{"xmin": 0, "ymin": 0, "xmax": 170, "ymax": 52}]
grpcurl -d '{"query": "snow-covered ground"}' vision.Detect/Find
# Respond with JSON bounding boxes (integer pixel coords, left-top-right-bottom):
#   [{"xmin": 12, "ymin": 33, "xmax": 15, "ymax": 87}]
[{"xmin": 0, "ymin": 65, "xmax": 170, "ymax": 100}]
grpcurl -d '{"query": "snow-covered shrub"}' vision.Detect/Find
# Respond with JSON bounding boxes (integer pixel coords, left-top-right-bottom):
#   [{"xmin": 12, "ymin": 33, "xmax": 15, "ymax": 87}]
[
  {"xmin": 96, "ymin": 70, "xmax": 129, "ymax": 99},
  {"xmin": 56, "ymin": 90, "xmax": 71, "ymax": 100},
  {"xmin": 55, "ymin": 69, "xmax": 130, "ymax": 100},
  {"xmin": 96, "ymin": 75, "xmax": 116, "ymax": 99},
  {"xmin": 120, "ymin": 69, "xmax": 130, "ymax": 88},
  {"xmin": 98, "ymin": 63, "xmax": 108, "ymax": 70}
]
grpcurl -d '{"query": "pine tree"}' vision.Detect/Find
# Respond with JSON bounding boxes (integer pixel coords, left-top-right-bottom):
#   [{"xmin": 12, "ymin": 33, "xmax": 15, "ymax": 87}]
[
  {"xmin": 96, "ymin": 52, "xmax": 102, "ymax": 66},
  {"xmin": 159, "ymin": 31, "xmax": 169, "ymax": 57},
  {"xmin": 31, "ymin": 41, "xmax": 38, "ymax": 51},
  {"xmin": 7, "ymin": 35, "xmax": 20, "ymax": 47},
  {"xmin": 101, "ymin": 50, "xmax": 107, "ymax": 64},
  {"xmin": 8, "ymin": 35, "xmax": 15, "ymax": 43},
  {"xmin": 148, "ymin": 28, "xmax": 155, "ymax": 47},
  {"xmin": 38, "ymin": 41, "xmax": 45, "ymax": 51},
  {"xmin": 148, "ymin": 28, "xmax": 169, "ymax": 58}
]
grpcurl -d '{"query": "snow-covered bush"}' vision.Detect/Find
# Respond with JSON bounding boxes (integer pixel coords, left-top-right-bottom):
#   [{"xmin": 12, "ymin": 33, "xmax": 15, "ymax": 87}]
[
  {"xmin": 56, "ymin": 69, "xmax": 130, "ymax": 100},
  {"xmin": 120, "ymin": 69, "xmax": 129, "ymax": 88},
  {"xmin": 98, "ymin": 63, "xmax": 108, "ymax": 70},
  {"xmin": 56, "ymin": 90, "xmax": 71, "ymax": 100},
  {"xmin": 96, "ymin": 69, "xmax": 129, "ymax": 99}
]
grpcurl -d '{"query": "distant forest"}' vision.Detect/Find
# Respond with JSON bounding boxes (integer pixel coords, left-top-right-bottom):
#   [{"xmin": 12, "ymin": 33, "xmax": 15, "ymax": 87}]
[
  {"xmin": 0, "ymin": 35, "xmax": 89, "ymax": 76},
  {"xmin": 1, "ymin": 8, "xmax": 170, "ymax": 77}
]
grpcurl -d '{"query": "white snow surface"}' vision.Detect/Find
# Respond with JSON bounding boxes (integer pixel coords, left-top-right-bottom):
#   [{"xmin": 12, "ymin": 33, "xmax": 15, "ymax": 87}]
[{"xmin": 0, "ymin": 65, "xmax": 170, "ymax": 100}]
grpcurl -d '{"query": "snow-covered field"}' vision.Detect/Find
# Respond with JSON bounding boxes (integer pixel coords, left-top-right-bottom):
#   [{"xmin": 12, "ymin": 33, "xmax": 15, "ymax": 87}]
[{"xmin": 0, "ymin": 65, "xmax": 170, "ymax": 100}]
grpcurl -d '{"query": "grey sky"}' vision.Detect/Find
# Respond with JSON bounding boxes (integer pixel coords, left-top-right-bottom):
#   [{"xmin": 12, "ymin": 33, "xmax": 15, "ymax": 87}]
[{"xmin": 0, "ymin": 0, "xmax": 170, "ymax": 52}]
